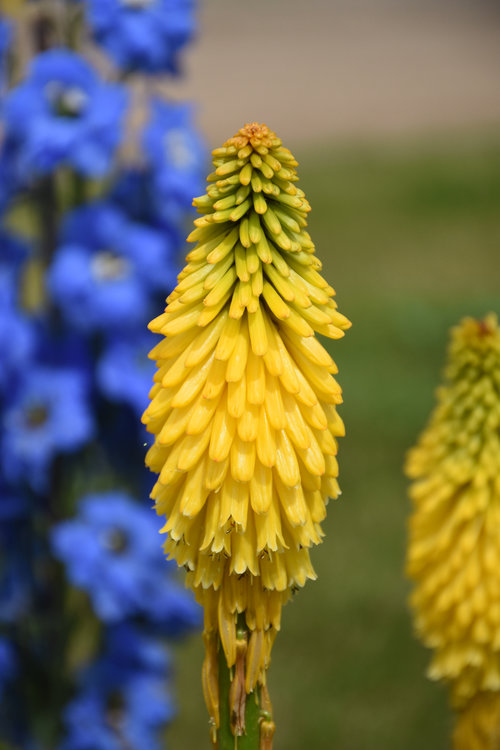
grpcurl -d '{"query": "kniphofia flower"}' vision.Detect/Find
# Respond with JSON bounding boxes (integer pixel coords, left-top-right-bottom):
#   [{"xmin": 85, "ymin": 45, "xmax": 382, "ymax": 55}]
[
  {"xmin": 406, "ymin": 314, "xmax": 500, "ymax": 746},
  {"xmin": 143, "ymin": 123, "xmax": 351, "ymax": 746}
]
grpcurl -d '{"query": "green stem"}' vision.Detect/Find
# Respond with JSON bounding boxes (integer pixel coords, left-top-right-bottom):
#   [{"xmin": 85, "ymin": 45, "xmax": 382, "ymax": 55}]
[
  {"xmin": 72, "ymin": 172, "xmax": 87, "ymax": 208},
  {"xmin": 35, "ymin": 175, "xmax": 58, "ymax": 266},
  {"xmin": 217, "ymin": 633, "xmax": 261, "ymax": 750}
]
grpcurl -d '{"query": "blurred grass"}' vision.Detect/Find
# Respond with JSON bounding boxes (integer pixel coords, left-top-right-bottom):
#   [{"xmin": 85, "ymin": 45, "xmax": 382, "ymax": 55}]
[{"xmin": 168, "ymin": 132, "xmax": 500, "ymax": 749}]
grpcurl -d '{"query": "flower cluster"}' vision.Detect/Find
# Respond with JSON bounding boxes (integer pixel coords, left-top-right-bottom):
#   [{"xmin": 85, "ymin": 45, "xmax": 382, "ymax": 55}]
[
  {"xmin": 0, "ymin": 2, "xmax": 203, "ymax": 747},
  {"xmin": 85, "ymin": 0, "xmax": 195, "ymax": 74},
  {"xmin": 60, "ymin": 624, "xmax": 175, "ymax": 750},
  {"xmin": 406, "ymin": 315, "xmax": 500, "ymax": 746},
  {"xmin": 143, "ymin": 123, "xmax": 350, "ymax": 742}
]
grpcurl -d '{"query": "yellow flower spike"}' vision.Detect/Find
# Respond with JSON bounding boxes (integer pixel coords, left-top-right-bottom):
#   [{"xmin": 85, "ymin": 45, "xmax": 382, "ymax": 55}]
[
  {"xmin": 143, "ymin": 123, "xmax": 350, "ymax": 748},
  {"xmin": 406, "ymin": 314, "xmax": 500, "ymax": 728}
]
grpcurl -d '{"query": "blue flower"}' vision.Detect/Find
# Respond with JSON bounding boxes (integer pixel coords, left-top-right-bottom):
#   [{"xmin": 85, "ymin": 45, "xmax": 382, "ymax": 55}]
[
  {"xmin": 0, "ymin": 636, "xmax": 21, "ymax": 741},
  {"xmin": 0, "ymin": 474, "xmax": 28, "ymax": 521},
  {"xmin": 51, "ymin": 492, "xmax": 200, "ymax": 631},
  {"xmin": 4, "ymin": 49, "xmax": 128, "ymax": 176},
  {"xmin": 104, "ymin": 622, "xmax": 170, "ymax": 675},
  {"xmin": 47, "ymin": 202, "xmax": 177, "ymax": 332},
  {"xmin": 0, "ymin": 138, "xmax": 25, "ymax": 211},
  {"xmin": 97, "ymin": 331, "xmax": 156, "ymax": 415},
  {"xmin": 86, "ymin": 0, "xmax": 195, "ymax": 74},
  {"xmin": 143, "ymin": 98, "xmax": 205, "ymax": 223},
  {"xmin": 0, "ymin": 18, "xmax": 11, "ymax": 57},
  {"xmin": 0, "ymin": 305, "xmax": 33, "ymax": 394},
  {"xmin": 1, "ymin": 366, "xmax": 94, "ymax": 492},
  {"xmin": 60, "ymin": 625, "xmax": 174, "ymax": 750},
  {"xmin": 0, "ymin": 637, "xmax": 17, "ymax": 696},
  {"xmin": 0, "ymin": 233, "xmax": 34, "ymax": 391},
  {"xmin": 111, "ymin": 169, "xmax": 184, "ymax": 236},
  {"xmin": 0, "ymin": 509, "xmax": 32, "ymax": 622},
  {"xmin": 0, "ymin": 228, "xmax": 30, "ymax": 291}
]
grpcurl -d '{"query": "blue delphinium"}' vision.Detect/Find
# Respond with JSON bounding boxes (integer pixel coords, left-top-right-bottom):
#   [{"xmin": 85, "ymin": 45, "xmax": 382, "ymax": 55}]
[
  {"xmin": 61, "ymin": 624, "xmax": 174, "ymax": 750},
  {"xmin": 1, "ymin": 366, "xmax": 94, "ymax": 492},
  {"xmin": 0, "ymin": 17, "xmax": 11, "ymax": 55},
  {"xmin": 0, "ymin": 138, "xmax": 24, "ymax": 212},
  {"xmin": 47, "ymin": 202, "xmax": 177, "ymax": 332},
  {"xmin": 0, "ymin": 302, "xmax": 33, "ymax": 392},
  {"xmin": 143, "ymin": 98, "xmax": 205, "ymax": 223},
  {"xmin": 0, "ymin": 637, "xmax": 17, "ymax": 695},
  {"xmin": 0, "ymin": 635, "xmax": 16, "ymax": 737},
  {"xmin": 86, "ymin": 0, "xmax": 195, "ymax": 74},
  {"xmin": 4, "ymin": 50, "xmax": 128, "ymax": 177},
  {"xmin": 0, "ymin": 476, "xmax": 27, "ymax": 522},
  {"xmin": 51, "ymin": 491, "xmax": 200, "ymax": 629},
  {"xmin": 97, "ymin": 332, "xmax": 157, "ymax": 416},
  {"xmin": 0, "ymin": 227, "xmax": 29, "ymax": 287},
  {"xmin": 0, "ymin": 2, "xmax": 204, "ymax": 744},
  {"xmin": 0, "ymin": 233, "xmax": 34, "ymax": 390},
  {"xmin": 0, "ymin": 500, "xmax": 31, "ymax": 623}
]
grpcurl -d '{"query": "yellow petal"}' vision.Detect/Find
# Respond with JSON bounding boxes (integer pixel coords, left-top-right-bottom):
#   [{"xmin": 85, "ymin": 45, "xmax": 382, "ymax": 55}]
[
  {"xmin": 205, "ymin": 456, "xmax": 229, "ymax": 491},
  {"xmin": 226, "ymin": 320, "xmax": 249, "ymax": 382},
  {"xmin": 231, "ymin": 523, "xmax": 258, "ymax": 576},
  {"xmin": 227, "ymin": 374, "xmax": 246, "ymax": 419},
  {"xmin": 214, "ymin": 315, "xmax": 241, "ymax": 361},
  {"xmin": 256, "ymin": 406, "xmax": 276, "ymax": 468},
  {"xmin": 170, "ymin": 352, "xmax": 215, "ymax": 408},
  {"xmin": 209, "ymin": 395, "xmax": 236, "ymax": 462},
  {"xmin": 275, "ymin": 475, "xmax": 307, "ymax": 526},
  {"xmin": 246, "ymin": 350, "xmax": 266, "ymax": 405},
  {"xmin": 275, "ymin": 430, "xmax": 301, "ymax": 488},
  {"xmin": 248, "ymin": 305, "xmax": 268, "ymax": 356},
  {"xmin": 250, "ymin": 461, "xmax": 273, "ymax": 514},
  {"xmin": 180, "ymin": 459, "xmax": 210, "ymax": 517},
  {"xmin": 230, "ymin": 435, "xmax": 255, "ymax": 483},
  {"xmin": 177, "ymin": 430, "xmax": 212, "ymax": 472},
  {"xmin": 186, "ymin": 391, "xmax": 222, "ymax": 435},
  {"xmin": 202, "ymin": 358, "xmax": 227, "ymax": 400},
  {"xmin": 265, "ymin": 375, "xmax": 286, "ymax": 430},
  {"xmin": 237, "ymin": 401, "xmax": 259, "ymax": 442}
]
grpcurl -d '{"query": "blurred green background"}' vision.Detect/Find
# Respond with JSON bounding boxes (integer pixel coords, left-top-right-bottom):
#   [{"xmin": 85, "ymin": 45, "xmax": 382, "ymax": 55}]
[
  {"xmin": 166, "ymin": 0, "xmax": 500, "ymax": 747},
  {"xmin": 168, "ymin": 134, "xmax": 500, "ymax": 749}
]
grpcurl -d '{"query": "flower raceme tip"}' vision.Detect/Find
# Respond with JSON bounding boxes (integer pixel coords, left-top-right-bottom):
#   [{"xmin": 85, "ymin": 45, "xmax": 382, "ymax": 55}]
[{"xmin": 143, "ymin": 123, "xmax": 351, "ymax": 740}]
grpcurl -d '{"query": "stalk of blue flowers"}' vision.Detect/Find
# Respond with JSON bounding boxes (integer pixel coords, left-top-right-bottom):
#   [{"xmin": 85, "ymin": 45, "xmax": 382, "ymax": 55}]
[{"xmin": 32, "ymin": 168, "xmax": 72, "ymax": 744}]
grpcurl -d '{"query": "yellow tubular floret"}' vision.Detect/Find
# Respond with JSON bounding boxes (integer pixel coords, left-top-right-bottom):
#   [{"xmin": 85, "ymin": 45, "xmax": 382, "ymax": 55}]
[
  {"xmin": 453, "ymin": 692, "xmax": 500, "ymax": 750},
  {"xmin": 143, "ymin": 123, "xmax": 350, "ymax": 723}
]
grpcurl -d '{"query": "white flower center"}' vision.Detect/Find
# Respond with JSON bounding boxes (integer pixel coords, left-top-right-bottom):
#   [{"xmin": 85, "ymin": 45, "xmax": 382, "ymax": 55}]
[
  {"xmin": 164, "ymin": 129, "xmax": 196, "ymax": 170},
  {"xmin": 45, "ymin": 82, "xmax": 88, "ymax": 118},
  {"xmin": 91, "ymin": 251, "xmax": 131, "ymax": 283},
  {"xmin": 101, "ymin": 528, "xmax": 129, "ymax": 553}
]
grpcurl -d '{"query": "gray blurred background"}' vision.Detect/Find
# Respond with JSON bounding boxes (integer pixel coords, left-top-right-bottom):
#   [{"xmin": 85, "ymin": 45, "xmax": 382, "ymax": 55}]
[{"xmin": 171, "ymin": 0, "xmax": 500, "ymax": 148}]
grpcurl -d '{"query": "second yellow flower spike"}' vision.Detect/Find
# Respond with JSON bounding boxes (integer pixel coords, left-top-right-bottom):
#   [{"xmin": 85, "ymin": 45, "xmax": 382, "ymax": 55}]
[{"xmin": 407, "ymin": 314, "xmax": 500, "ymax": 748}]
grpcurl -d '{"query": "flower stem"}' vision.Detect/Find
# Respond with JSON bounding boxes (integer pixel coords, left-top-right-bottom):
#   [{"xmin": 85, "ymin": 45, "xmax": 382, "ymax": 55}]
[
  {"xmin": 217, "ymin": 629, "xmax": 261, "ymax": 750},
  {"xmin": 35, "ymin": 175, "xmax": 58, "ymax": 265}
]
